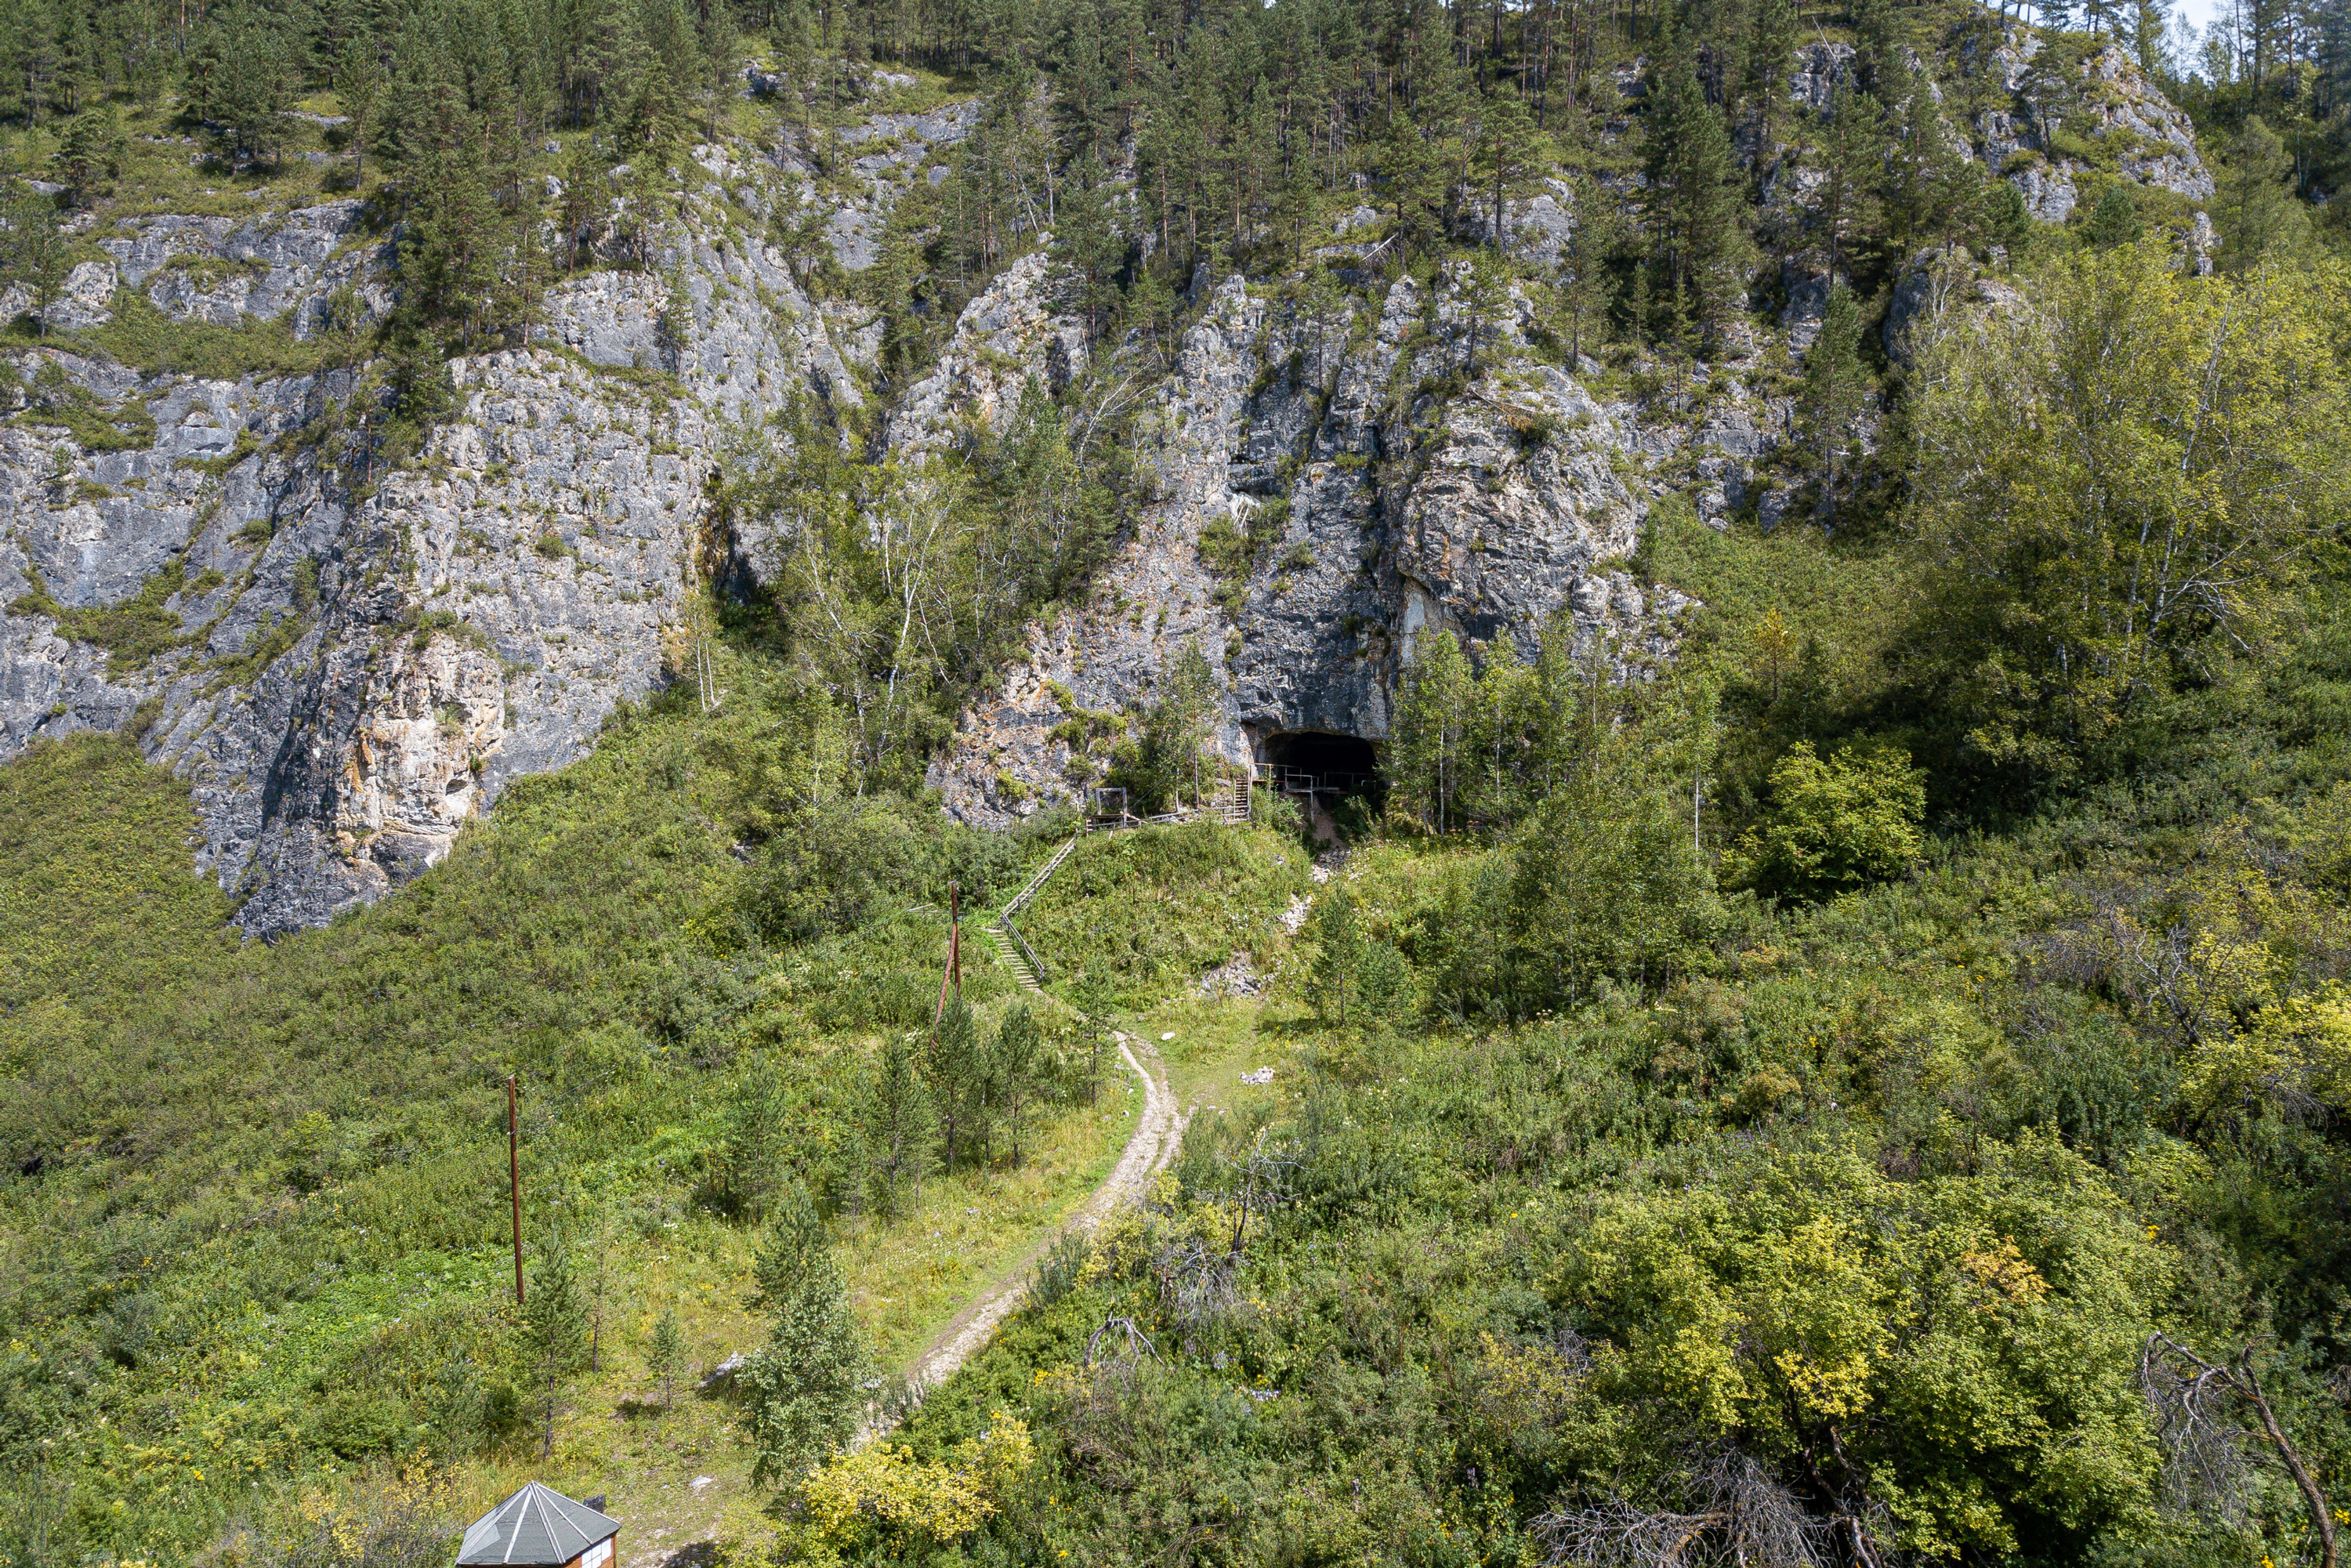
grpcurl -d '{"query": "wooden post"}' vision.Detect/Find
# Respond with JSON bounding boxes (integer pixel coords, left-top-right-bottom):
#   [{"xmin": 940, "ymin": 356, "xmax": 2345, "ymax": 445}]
[
  {"xmin": 933, "ymin": 881, "xmax": 957, "ymax": 1029},
  {"xmin": 508, "ymin": 1074, "xmax": 524, "ymax": 1305}
]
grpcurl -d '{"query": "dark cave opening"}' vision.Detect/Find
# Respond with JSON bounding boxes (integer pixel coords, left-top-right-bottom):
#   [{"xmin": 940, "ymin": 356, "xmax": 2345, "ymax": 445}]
[{"xmin": 1259, "ymin": 730, "xmax": 1380, "ymax": 797}]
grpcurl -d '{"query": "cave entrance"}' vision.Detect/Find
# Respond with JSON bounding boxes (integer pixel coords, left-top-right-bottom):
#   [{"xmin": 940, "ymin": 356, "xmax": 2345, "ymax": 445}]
[{"xmin": 1258, "ymin": 731, "xmax": 1380, "ymax": 802}]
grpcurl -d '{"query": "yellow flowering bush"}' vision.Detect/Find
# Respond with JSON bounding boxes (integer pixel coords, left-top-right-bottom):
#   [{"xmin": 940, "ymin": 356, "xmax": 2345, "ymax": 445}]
[{"xmin": 798, "ymin": 1414, "xmax": 1034, "ymax": 1552}]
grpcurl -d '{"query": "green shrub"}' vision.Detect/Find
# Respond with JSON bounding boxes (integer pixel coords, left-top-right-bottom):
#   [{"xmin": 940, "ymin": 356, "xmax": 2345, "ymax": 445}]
[
  {"xmin": 65, "ymin": 291, "xmax": 337, "ymax": 380},
  {"xmin": 11, "ymin": 560, "xmax": 190, "ymax": 675},
  {"xmin": 12, "ymin": 359, "xmax": 157, "ymax": 451},
  {"xmin": 741, "ymin": 794, "xmax": 1025, "ymax": 943},
  {"xmin": 1733, "ymin": 741, "xmax": 1926, "ymax": 900}
]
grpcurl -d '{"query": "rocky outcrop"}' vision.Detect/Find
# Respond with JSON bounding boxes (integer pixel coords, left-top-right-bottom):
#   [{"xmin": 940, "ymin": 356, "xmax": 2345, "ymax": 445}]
[
  {"xmin": 2, "ymin": 201, "xmax": 392, "ymax": 335},
  {"xmin": 1452, "ymin": 177, "xmax": 1578, "ymax": 268},
  {"xmin": 1972, "ymin": 33, "xmax": 2213, "ymax": 223},
  {"xmin": 1883, "ymin": 245, "xmax": 2028, "ymax": 364},
  {"xmin": 882, "ymin": 248, "xmax": 1086, "ymax": 456},
  {"xmin": 2, "ymin": 27, "xmax": 2222, "ymax": 925},
  {"xmin": 926, "ymin": 264, "xmax": 1705, "ymax": 828},
  {"xmin": 2, "ymin": 150, "xmax": 875, "ymax": 933},
  {"xmin": 1762, "ymin": 31, "xmax": 2209, "ymax": 234},
  {"xmin": 115, "ymin": 200, "xmax": 389, "ymax": 335},
  {"xmin": 777, "ymin": 97, "xmax": 987, "ymax": 272}
]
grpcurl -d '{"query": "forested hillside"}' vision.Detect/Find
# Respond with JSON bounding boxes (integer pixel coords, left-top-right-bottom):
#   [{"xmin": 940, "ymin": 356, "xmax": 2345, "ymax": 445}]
[{"xmin": 6, "ymin": 0, "xmax": 2351, "ymax": 1561}]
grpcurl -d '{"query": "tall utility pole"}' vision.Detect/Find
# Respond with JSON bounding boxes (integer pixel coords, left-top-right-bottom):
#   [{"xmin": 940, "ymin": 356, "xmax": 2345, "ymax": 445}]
[
  {"xmin": 933, "ymin": 880, "xmax": 963, "ymax": 1027},
  {"xmin": 508, "ymin": 1074, "xmax": 524, "ymax": 1305}
]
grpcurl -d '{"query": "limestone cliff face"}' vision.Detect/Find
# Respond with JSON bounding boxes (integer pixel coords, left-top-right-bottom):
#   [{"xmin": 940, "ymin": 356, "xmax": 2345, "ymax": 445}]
[
  {"xmin": 919, "ymin": 33, "xmax": 2212, "ymax": 830},
  {"xmin": 1972, "ymin": 33, "xmax": 2212, "ymax": 224},
  {"xmin": 884, "ymin": 248, "xmax": 1088, "ymax": 457},
  {"xmin": 2, "ymin": 38, "xmax": 2219, "ymax": 925},
  {"xmin": 2, "ymin": 134, "xmax": 863, "ymax": 932},
  {"xmin": 922, "ymin": 262, "xmax": 1705, "ymax": 828}
]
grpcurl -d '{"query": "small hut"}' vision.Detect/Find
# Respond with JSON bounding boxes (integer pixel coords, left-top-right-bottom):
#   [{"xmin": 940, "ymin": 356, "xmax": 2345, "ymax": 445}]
[{"xmin": 456, "ymin": 1483, "xmax": 620, "ymax": 1568}]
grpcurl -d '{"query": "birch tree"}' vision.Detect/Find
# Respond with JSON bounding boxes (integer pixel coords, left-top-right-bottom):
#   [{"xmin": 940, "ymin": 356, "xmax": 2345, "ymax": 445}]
[{"xmin": 1907, "ymin": 247, "xmax": 2351, "ymax": 783}]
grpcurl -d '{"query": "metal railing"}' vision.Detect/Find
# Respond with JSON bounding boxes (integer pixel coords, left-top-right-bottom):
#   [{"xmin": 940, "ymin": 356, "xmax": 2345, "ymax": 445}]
[
  {"xmin": 995, "ymin": 910, "xmax": 1049, "ymax": 983},
  {"xmin": 1004, "ymin": 836, "xmax": 1078, "ymax": 914},
  {"xmin": 1257, "ymin": 763, "xmax": 1373, "ymax": 798}
]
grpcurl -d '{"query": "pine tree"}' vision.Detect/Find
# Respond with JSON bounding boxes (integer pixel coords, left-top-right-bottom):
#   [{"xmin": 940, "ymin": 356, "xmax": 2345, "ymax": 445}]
[
  {"xmin": 2083, "ymin": 184, "xmax": 2144, "ymax": 248},
  {"xmin": 1379, "ymin": 100, "xmax": 1447, "ymax": 257},
  {"xmin": 1311, "ymin": 885, "xmax": 1364, "ymax": 1027},
  {"xmin": 1467, "ymin": 646, "xmax": 1533, "ymax": 824},
  {"xmin": 1476, "ymin": 85, "xmax": 1546, "ymax": 252},
  {"xmin": 336, "ymin": 35, "xmax": 383, "ymax": 192},
  {"xmin": 53, "ymin": 108, "xmax": 117, "ymax": 208},
  {"xmin": 860, "ymin": 1030, "xmax": 933, "ymax": 1218},
  {"xmin": 1461, "ymin": 250, "xmax": 1511, "ymax": 374},
  {"xmin": 2218, "ymin": 115, "xmax": 2305, "ymax": 270},
  {"xmin": 770, "ymin": 0, "xmax": 818, "ymax": 127},
  {"xmin": 1798, "ymin": 283, "xmax": 1870, "ymax": 521},
  {"xmin": 1049, "ymin": 150, "xmax": 1123, "ymax": 338},
  {"xmin": 1641, "ymin": 27, "xmax": 1748, "ymax": 339},
  {"xmin": 1882, "ymin": 74, "xmax": 1974, "ymax": 254},
  {"xmin": 925, "ymin": 994, "xmax": 988, "ymax": 1174},
  {"xmin": 646, "ymin": 1309, "xmax": 684, "ymax": 1411},
  {"xmin": 989, "ymin": 1005, "xmax": 1044, "ymax": 1168},
  {"xmin": 1054, "ymin": 0, "xmax": 1115, "ymax": 158},
  {"xmin": 701, "ymin": 0, "xmax": 743, "ymax": 144},
  {"xmin": 1849, "ymin": 0, "xmax": 1918, "ymax": 88},
  {"xmin": 1744, "ymin": 0, "xmax": 1804, "ymax": 150},
  {"xmin": 1, "ymin": 182, "xmax": 69, "ymax": 337},
  {"xmin": 1813, "ymin": 79, "xmax": 1886, "ymax": 280},
  {"xmin": 739, "ymin": 1184, "xmax": 868, "ymax": 1489},
  {"xmin": 2129, "ymin": 0, "xmax": 2175, "ymax": 76},
  {"xmin": 558, "ymin": 133, "xmax": 603, "ymax": 273},
  {"xmin": 724, "ymin": 1056, "xmax": 788, "ymax": 1217},
  {"xmin": 195, "ymin": 2, "xmax": 299, "ymax": 162},
  {"xmin": 520, "ymin": 1240, "xmax": 592, "ymax": 1460},
  {"xmin": 1239, "ymin": 75, "xmax": 1278, "ymax": 248},
  {"xmin": 1527, "ymin": 607, "xmax": 1585, "ymax": 795}
]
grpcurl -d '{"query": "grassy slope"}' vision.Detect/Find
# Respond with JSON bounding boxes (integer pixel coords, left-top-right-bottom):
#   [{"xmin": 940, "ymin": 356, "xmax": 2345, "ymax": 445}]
[
  {"xmin": 0, "ymin": 695, "xmax": 1170, "ymax": 1559},
  {"xmin": 857, "ymin": 512, "xmax": 2351, "ymax": 1568}
]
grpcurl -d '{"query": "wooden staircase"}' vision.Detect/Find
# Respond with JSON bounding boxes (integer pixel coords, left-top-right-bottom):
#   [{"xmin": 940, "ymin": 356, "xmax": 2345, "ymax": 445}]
[
  {"xmin": 985, "ymin": 921, "xmax": 1042, "ymax": 992},
  {"xmin": 1005, "ymin": 836, "xmax": 1078, "ymax": 916},
  {"xmin": 984, "ymin": 783, "xmax": 1248, "ymax": 990},
  {"xmin": 987, "ymin": 835, "xmax": 1076, "ymax": 993}
]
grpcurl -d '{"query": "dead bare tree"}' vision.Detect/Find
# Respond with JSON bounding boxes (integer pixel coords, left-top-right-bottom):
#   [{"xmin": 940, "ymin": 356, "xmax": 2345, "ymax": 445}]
[
  {"xmin": 2142, "ymin": 1332, "xmax": 2338, "ymax": 1568},
  {"xmin": 1531, "ymin": 1447, "xmax": 1857, "ymax": 1567},
  {"xmin": 1084, "ymin": 1314, "xmax": 1163, "ymax": 1368},
  {"xmin": 1154, "ymin": 1235, "xmax": 1241, "ymax": 1330}
]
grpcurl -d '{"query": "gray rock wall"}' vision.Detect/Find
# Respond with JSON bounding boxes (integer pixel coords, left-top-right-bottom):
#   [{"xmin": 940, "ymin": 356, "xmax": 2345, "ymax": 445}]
[
  {"xmin": 2, "ymin": 146, "xmax": 869, "ymax": 934},
  {"xmin": 926, "ymin": 262, "xmax": 1715, "ymax": 829},
  {"xmin": 1, "ymin": 31, "xmax": 2222, "ymax": 922}
]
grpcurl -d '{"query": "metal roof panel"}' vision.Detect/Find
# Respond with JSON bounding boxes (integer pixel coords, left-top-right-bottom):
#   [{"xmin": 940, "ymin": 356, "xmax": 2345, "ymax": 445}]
[{"xmin": 456, "ymin": 1482, "xmax": 619, "ymax": 1566}]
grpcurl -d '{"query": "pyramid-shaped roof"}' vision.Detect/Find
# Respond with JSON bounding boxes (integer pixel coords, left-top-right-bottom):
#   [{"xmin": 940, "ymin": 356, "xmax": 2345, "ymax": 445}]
[{"xmin": 456, "ymin": 1482, "xmax": 619, "ymax": 1566}]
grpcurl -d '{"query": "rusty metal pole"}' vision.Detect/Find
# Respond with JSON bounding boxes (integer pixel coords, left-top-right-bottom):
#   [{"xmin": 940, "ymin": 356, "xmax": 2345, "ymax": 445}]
[{"xmin": 508, "ymin": 1074, "xmax": 523, "ymax": 1305}]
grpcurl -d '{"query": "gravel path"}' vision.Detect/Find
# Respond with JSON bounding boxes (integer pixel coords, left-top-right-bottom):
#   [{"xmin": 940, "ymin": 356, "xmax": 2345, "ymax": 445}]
[
  {"xmin": 626, "ymin": 1038, "xmax": 1181, "ymax": 1568},
  {"xmin": 877, "ymin": 1030, "xmax": 1183, "ymax": 1432}
]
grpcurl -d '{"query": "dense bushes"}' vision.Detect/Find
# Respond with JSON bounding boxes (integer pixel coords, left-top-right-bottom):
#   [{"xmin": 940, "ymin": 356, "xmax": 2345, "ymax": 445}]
[
  {"xmin": 1021, "ymin": 822, "xmax": 1308, "ymax": 1006},
  {"xmin": 860, "ymin": 921, "xmax": 2349, "ymax": 1566},
  {"xmin": 1730, "ymin": 741, "xmax": 1926, "ymax": 900},
  {"xmin": 0, "ymin": 690, "xmax": 1099, "ymax": 1559},
  {"xmin": 739, "ymin": 793, "xmax": 1027, "ymax": 943}
]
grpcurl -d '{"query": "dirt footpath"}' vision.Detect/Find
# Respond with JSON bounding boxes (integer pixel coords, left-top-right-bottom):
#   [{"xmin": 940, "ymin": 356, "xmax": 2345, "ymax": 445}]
[{"xmin": 889, "ymin": 1032, "xmax": 1183, "ymax": 1412}]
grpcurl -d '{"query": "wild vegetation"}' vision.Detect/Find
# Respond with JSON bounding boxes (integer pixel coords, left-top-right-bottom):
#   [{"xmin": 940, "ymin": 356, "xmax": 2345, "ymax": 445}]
[{"xmin": 5, "ymin": 0, "xmax": 2351, "ymax": 1559}]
